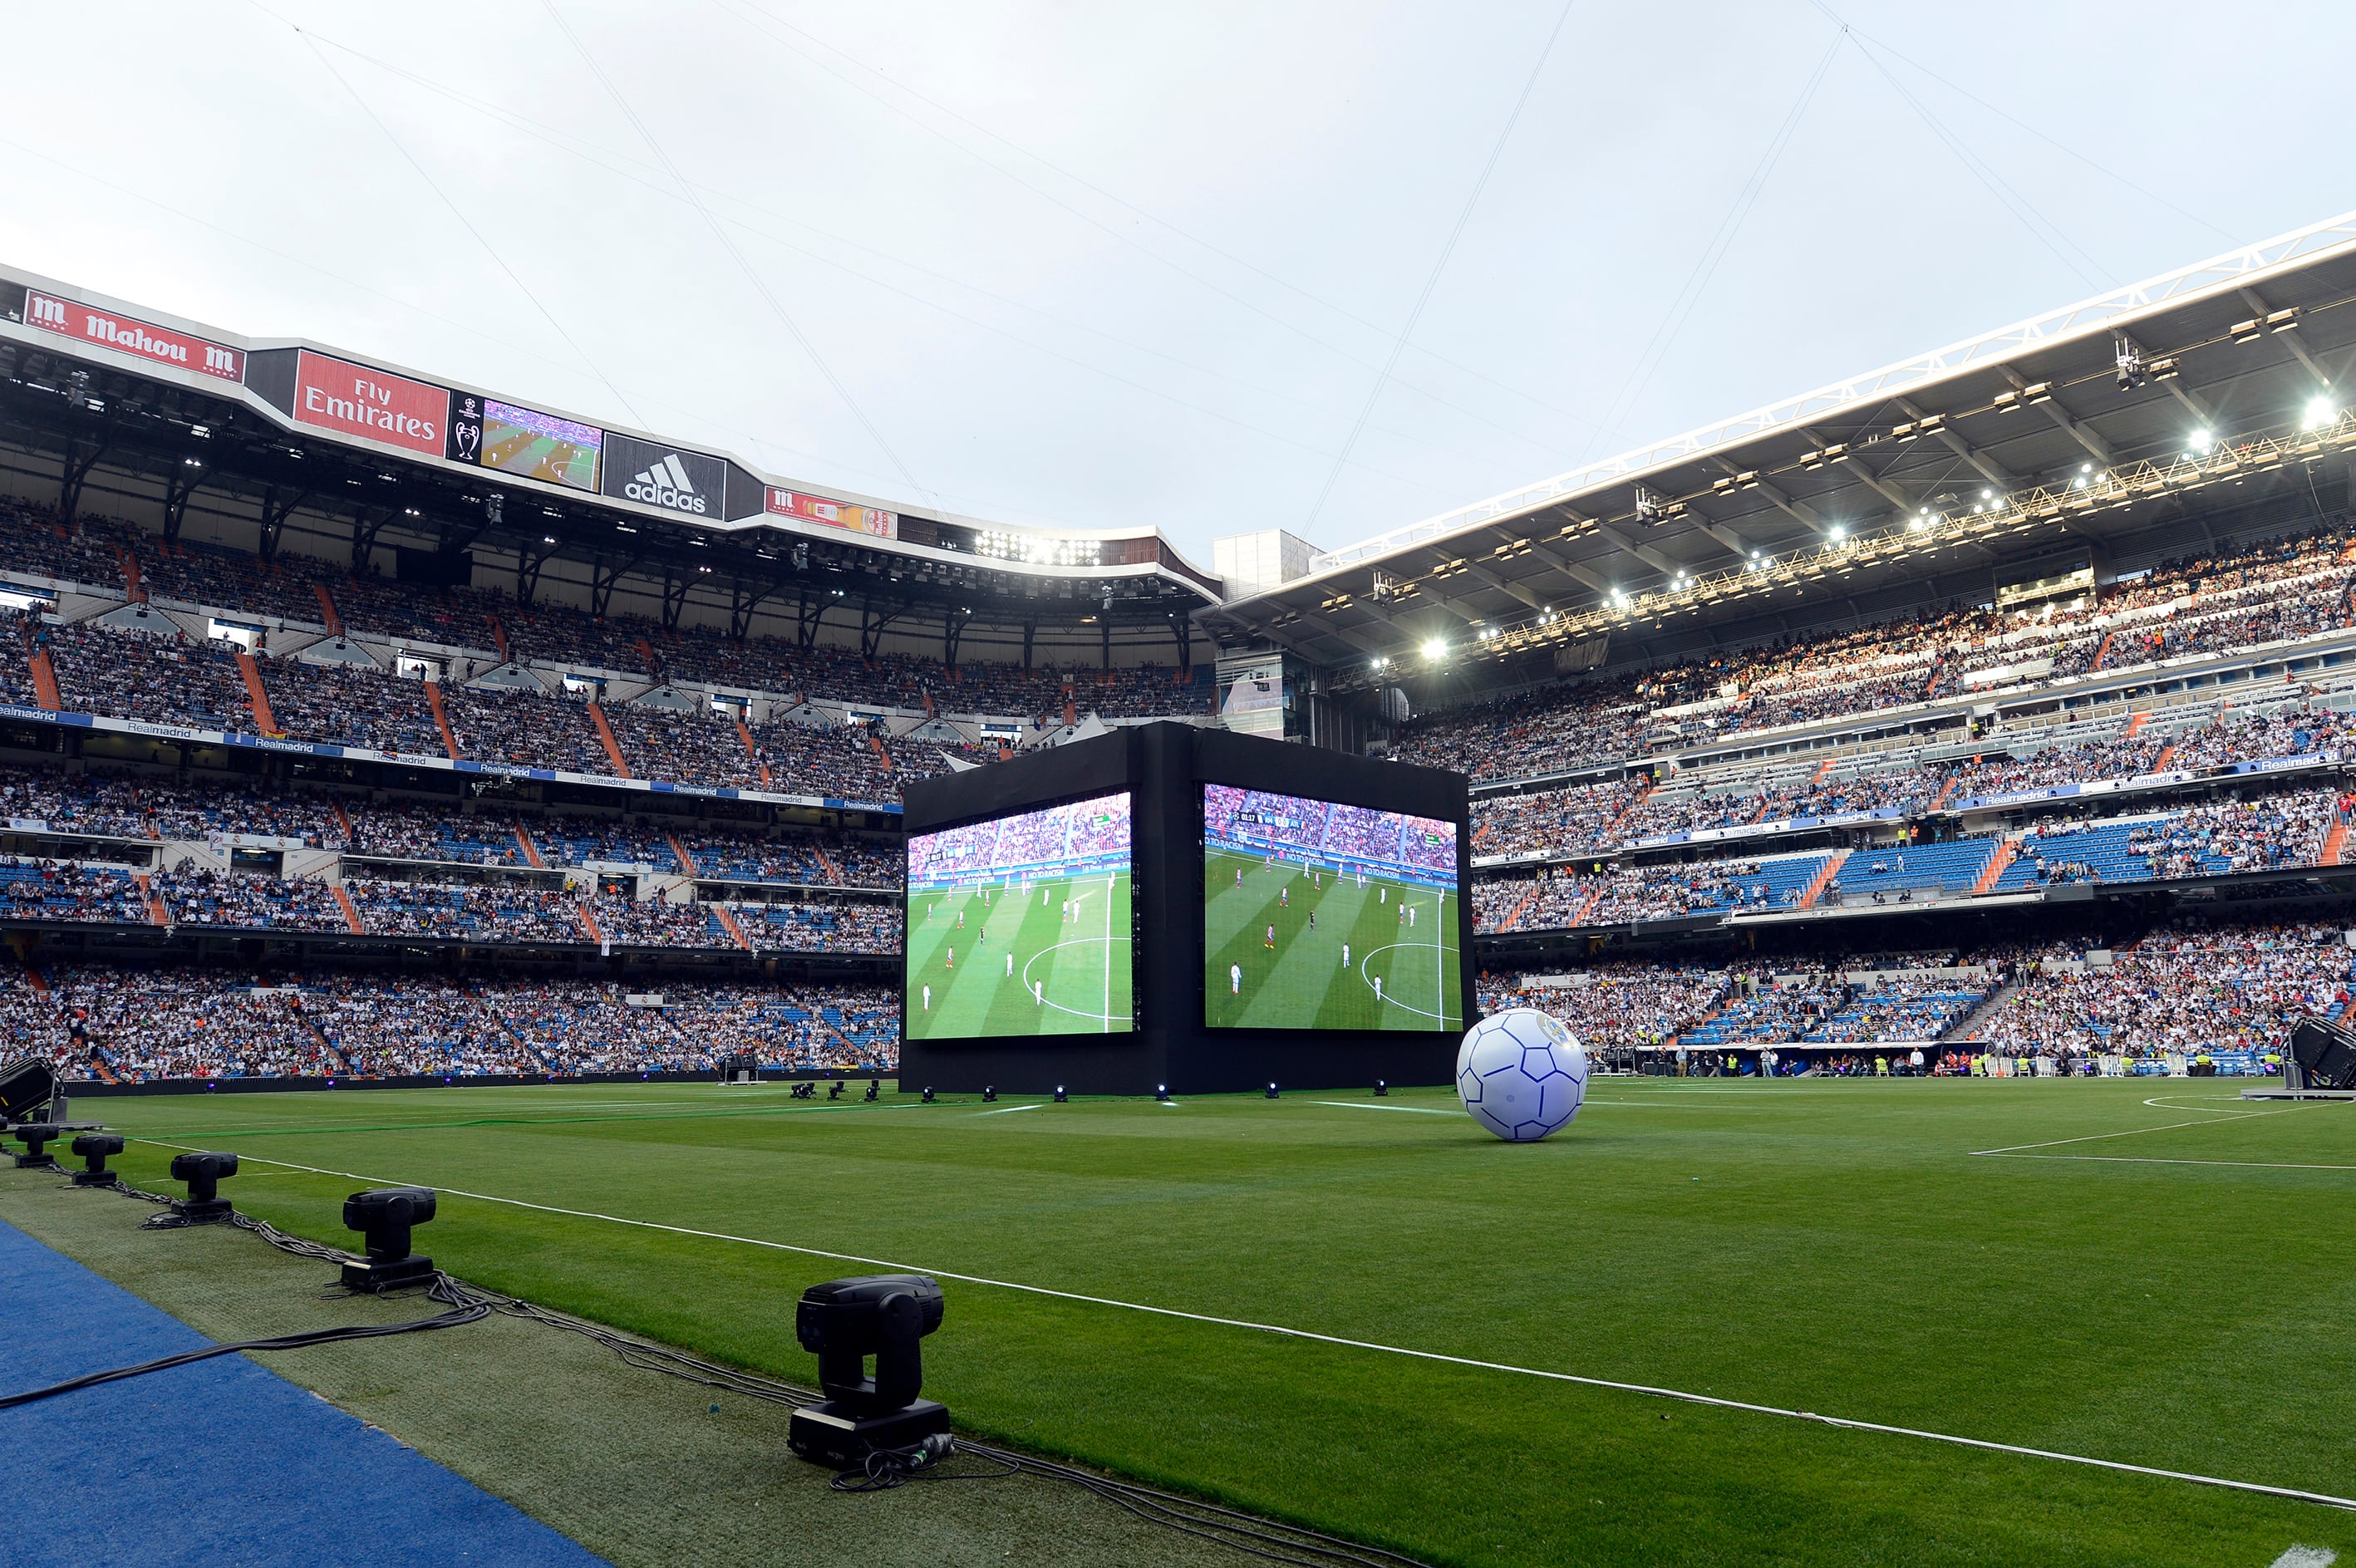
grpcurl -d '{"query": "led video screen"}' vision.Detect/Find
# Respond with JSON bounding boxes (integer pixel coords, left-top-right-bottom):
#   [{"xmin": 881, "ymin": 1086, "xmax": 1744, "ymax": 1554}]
[
  {"xmin": 904, "ymin": 792, "xmax": 1134, "ymax": 1039},
  {"xmin": 1203, "ymin": 784, "xmax": 1461, "ymax": 1032},
  {"xmin": 480, "ymin": 399, "xmax": 602, "ymax": 490}
]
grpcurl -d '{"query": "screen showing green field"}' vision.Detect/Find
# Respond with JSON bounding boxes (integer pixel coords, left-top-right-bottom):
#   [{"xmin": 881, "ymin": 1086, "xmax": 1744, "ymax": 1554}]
[
  {"xmin": 1203, "ymin": 784, "xmax": 1462, "ymax": 1031},
  {"xmin": 903, "ymin": 793, "xmax": 1134, "ymax": 1039},
  {"xmin": 480, "ymin": 399, "xmax": 602, "ymax": 490}
]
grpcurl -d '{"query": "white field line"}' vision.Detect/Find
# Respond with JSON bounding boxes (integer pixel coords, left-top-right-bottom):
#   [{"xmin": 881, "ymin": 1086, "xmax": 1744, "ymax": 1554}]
[
  {"xmin": 1985, "ymin": 1154, "xmax": 2356, "ymax": 1173},
  {"xmin": 1970, "ymin": 1109, "xmax": 2285, "ymax": 1157},
  {"xmin": 972, "ymin": 1103, "xmax": 1045, "ymax": 1116},
  {"xmin": 1310, "ymin": 1101, "xmax": 1457, "ymax": 1116},
  {"xmin": 124, "ymin": 1135, "xmax": 2356, "ymax": 1516}
]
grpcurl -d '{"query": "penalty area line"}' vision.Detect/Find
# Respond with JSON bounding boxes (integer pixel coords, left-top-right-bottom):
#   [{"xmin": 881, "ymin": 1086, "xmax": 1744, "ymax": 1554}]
[{"xmin": 122, "ymin": 1136, "xmax": 2356, "ymax": 1516}]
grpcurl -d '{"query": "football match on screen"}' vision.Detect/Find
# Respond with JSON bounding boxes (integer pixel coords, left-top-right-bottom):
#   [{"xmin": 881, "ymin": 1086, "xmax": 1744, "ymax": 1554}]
[{"xmin": 10, "ymin": 7, "xmax": 2356, "ymax": 1566}]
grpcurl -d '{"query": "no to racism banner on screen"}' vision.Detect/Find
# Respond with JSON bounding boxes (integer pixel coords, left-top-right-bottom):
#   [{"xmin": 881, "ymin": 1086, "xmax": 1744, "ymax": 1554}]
[
  {"xmin": 23, "ymin": 291, "xmax": 244, "ymax": 381},
  {"xmin": 767, "ymin": 487, "xmax": 897, "ymax": 539},
  {"xmin": 291, "ymin": 350, "xmax": 448, "ymax": 457}
]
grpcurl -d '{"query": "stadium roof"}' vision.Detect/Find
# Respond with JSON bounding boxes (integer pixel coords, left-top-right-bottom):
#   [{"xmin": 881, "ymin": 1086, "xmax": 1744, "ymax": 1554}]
[
  {"xmin": 1202, "ymin": 209, "xmax": 2356, "ymax": 676},
  {"xmin": 0, "ymin": 263, "xmax": 1222, "ymax": 643}
]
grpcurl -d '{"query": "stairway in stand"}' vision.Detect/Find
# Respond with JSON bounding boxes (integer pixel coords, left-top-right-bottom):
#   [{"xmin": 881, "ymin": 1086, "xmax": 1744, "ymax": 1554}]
[
  {"xmin": 1798, "ymin": 850, "xmax": 1848, "ymax": 908},
  {"xmin": 234, "ymin": 651, "xmax": 278, "ymax": 735},
  {"xmin": 588, "ymin": 701, "xmax": 632, "ymax": 778},
  {"xmin": 331, "ymin": 885, "xmax": 365, "ymax": 935},
  {"xmin": 1971, "ymin": 838, "xmax": 2019, "ymax": 895}
]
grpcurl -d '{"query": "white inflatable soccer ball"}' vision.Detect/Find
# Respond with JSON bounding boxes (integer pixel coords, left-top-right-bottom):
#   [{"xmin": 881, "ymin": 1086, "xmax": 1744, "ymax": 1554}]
[{"xmin": 1456, "ymin": 1008, "xmax": 1588, "ymax": 1142}]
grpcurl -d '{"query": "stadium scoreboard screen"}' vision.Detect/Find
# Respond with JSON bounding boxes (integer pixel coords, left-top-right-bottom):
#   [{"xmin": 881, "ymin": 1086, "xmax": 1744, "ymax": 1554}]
[
  {"xmin": 903, "ymin": 792, "xmax": 1134, "ymax": 1040},
  {"xmin": 1203, "ymin": 784, "xmax": 1463, "ymax": 1032}
]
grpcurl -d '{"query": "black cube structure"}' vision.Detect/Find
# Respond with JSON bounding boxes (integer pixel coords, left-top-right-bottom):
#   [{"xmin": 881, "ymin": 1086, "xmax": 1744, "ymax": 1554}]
[{"xmin": 900, "ymin": 721, "xmax": 1472, "ymax": 1095}]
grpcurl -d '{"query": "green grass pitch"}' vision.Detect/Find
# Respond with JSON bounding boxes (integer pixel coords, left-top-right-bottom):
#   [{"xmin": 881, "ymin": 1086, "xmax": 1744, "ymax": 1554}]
[
  {"xmin": 81, "ymin": 1076, "xmax": 2356, "ymax": 1566},
  {"xmin": 1203, "ymin": 847, "xmax": 1458, "ymax": 1030},
  {"xmin": 904, "ymin": 872, "xmax": 1132, "ymax": 1038}
]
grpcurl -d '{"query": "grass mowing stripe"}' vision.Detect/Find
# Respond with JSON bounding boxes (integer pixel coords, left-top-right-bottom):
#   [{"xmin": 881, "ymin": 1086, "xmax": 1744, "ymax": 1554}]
[
  {"xmin": 140, "ymin": 1099, "xmax": 947, "ymax": 1142},
  {"xmin": 122, "ymin": 1133, "xmax": 2356, "ymax": 1519}
]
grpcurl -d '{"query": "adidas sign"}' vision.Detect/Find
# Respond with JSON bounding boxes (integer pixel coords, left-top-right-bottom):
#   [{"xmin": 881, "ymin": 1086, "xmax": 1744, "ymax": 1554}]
[{"xmin": 624, "ymin": 452, "xmax": 709, "ymax": 514}]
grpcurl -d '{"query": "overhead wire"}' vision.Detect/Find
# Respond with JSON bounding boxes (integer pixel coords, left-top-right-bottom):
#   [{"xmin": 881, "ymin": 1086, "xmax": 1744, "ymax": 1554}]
[
  {"xmin": 1581, "ymin": 23, "xmax": 1845, "ymax": 465},
  {"xmin": 721, "ymin": 0, "xmax": 1603, "ymax": 437},
  {"xmin": 1303, "ymin": 0, "xmax": 1578, "ymax": 528},
  {"xmin": 702, "ymin": 0, "xmax": 1581, "ymax": 465},
  {"xmin": 249, "ymin": 3, "xmax": 652, "ymax": 434},
  {"xmin": 269, "ymin": 22, "xmax": 1513, "ymax": 484},
  {"xmin": 1808, "ymin": 1, "xmax": 2110, "ymax": 289},
  {"xmin": 535, "ymin": 0, "xmax": 927, "ymax": 499}
]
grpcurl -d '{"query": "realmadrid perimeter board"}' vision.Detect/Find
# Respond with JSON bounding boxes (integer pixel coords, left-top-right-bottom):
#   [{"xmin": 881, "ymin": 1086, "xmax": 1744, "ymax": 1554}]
[{"xmin": 899, "ymin": 721, "xmax": 1472, "ymax": 1096}]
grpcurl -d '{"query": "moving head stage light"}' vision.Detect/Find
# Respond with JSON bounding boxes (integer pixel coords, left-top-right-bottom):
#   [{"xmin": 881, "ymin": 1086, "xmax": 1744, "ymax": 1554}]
[
  {"xmin": 786, "ymin": 1274, "xmax": 950, "ymax": 1468},
  {"xmin": 342, "ymin": 1187, "xmax": 440, "ymax": 1292},
  {"xmin": 168, "ymin": 1151, "xmax": 239, "ymax": 1223},
  {"xmin": 69, "ymin": 1133, "xmax": 123, "ymax": 1187}
]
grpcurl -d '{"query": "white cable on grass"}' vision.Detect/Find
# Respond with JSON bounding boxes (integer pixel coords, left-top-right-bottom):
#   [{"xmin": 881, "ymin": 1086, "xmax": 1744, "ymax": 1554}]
[{"xmin": 126, "ymin": 1136, "xmax": 2356, "ymax": 1516}]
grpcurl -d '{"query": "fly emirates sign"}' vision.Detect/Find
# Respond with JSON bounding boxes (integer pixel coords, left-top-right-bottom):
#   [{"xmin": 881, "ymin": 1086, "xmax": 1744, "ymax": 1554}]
[{"xmin": 292, "ymin": 351, "xmax": 447, "ymax": 457}]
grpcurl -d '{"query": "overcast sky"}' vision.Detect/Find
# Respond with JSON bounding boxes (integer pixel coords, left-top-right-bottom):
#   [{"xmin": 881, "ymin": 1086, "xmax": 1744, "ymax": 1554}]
[{"xmin": 7, "ymin": 2, "xmax": 2351, "ymax": 569}]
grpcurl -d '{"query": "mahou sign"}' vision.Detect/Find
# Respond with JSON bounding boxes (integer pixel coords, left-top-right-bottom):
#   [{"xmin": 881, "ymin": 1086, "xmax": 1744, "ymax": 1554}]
[
  {"xmin": 23, "ymin": 292, "xmax": 243, "ymax": 382},
  {"xmin": 292, "ymin": 350, "xmax": 446, "ymax": 456}
]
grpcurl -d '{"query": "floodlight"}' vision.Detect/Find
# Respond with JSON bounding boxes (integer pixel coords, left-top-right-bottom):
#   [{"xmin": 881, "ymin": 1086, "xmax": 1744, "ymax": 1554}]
[
  {"xmin": 864, "ymin": 1079, "xmax": 880, "ymax": 1102},
  {"xmin": 921, "ymin": 1087, "xmax": 935, "ymax": 1103},
  {"xmin": 11, "ymin": 1123, "xmax": 63, "ymax": 1168},
  {"xmin": 69, "ymin": 1133, "xmax": 123, "ymax": 1187},
  {"xmin": 786, "ymin": 1274, "xmax": 952, "ymax": 1467},
  {"xmin": 0, "ymin": 1056, "xmax": 57, "ymax": 1122},
  {"xmin": 982, "ymin": 1085, "xmax": 997, "ymax": 1103},
  {"xmin": 2304, "ymin": 396, "xmax": 2337, "ymax": 432},
  {"xmin": 1420, "ymin": 637, "xmax": 1447, "ymax": 661},
  {"xmin": 1375, "ymin": 1080, "xmax": 1389, "ymax": 1098},
  {"xmin": 168, "ymin": 1151, "xmax": 239, "ymax": 1223},
  {"xmin": 1154, "ymin": 1084, "xmax": 1170, "ymax": 1103},
  {"xmin": 2187, "ymin": 429, "xmax": 2214, "ymax": 456},
  {"xmin": 1265, "ymin": 1081, "xmax": 1280, "ymax": 1099},
  {"xmin": 1053, "ymin": 1086, "xmax": 1068, "ymax": 1103},
  {"xmin": 1829, "ymin": 525, "xmax": 1847, "ymax": 542},
  {"xmin": 341, "ymin": 1187, "xmax": 439, "ymax": 1291}
]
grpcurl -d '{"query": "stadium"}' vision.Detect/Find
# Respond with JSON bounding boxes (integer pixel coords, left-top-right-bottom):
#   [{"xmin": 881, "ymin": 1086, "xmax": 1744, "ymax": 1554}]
[{"xmin": 5, "ymin": 17, "xmax": 2356, "ymax": 1566}]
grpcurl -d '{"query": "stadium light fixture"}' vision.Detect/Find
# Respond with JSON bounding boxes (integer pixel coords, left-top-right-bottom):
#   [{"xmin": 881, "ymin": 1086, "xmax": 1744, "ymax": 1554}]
[
  {"xmin": 1828, "ymin": 525, "xmax": 1847, "ymax": 543},
  {"xmin": 2187, "ymin": 429, "xmax": 2215, "ymax": 456},
  {"xmin": 1155, "ymin": 1084, "xmax": 1171, "ymax": 1103},
  {"xmin": 2304, "ymin": 396, "xmax": 2338, "ymax": 432},
  {"xmin": 1420, "ymin": 637, "xmax": 1448, "ymax": 661},
  {"xmin": 1053, "ymin": 1086, "xmax": 1067, "ymax": 1103},
  {"xmin": 1265, "ymin": 1082, "xmax": 1280, "ymax": 1099}
]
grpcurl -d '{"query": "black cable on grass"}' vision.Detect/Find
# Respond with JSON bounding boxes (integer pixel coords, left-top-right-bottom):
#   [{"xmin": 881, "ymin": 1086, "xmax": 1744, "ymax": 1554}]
[{"xmin": 82, "ymin": 1175, "xmax": 1436, "ymax": 1568}]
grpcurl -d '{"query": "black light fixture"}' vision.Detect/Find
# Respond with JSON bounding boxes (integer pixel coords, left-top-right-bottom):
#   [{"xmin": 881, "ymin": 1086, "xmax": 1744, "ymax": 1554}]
[
  {"xmin": 921, "ymin": 1087, "xmax": 935, "ymax": 1103},
  {"xmin": 1375, "ymin": 1080, "xmax": 1389, "ymax": 1098},
  {"xmin": 786, "ymin": 1274, "xmax": 951, "ymax": 1468},
  {"xmin": 981, "ymin": 1085, "xmax": 997, "ymax": 1103},
  {"xmin": 168, "ymin": 1151, "xmax": 239, "ymax": 1223},
  {"xmin": 828, "ymin": 1081, "xmax": 844, "ymax": 1100},
  {"xmin": 342, "ymin": 1187, "xmax": 440, "ymax": 1291},
  {"xmin": 1265, "ymin": 1081, "xmax": 1280, "ymax": 1099},
  {"xmin": 69, "ymin": 1133, "xmax": 123, "ymax": 1187},
  {"xmin": 11, "ymin": 1123, "xmax": 62, "ymax": 1168},
  {"xmin": 1154, "ymin": 1084, "xmax": 1170, "ymax": 1103},
  {"xmin": 1052, "ymin": 1085, "xmax": 1067, "ymax": 1103},
  {"xmin": 864, "ymin": 1079, "xmax": 880, "ymax": 1102}
]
